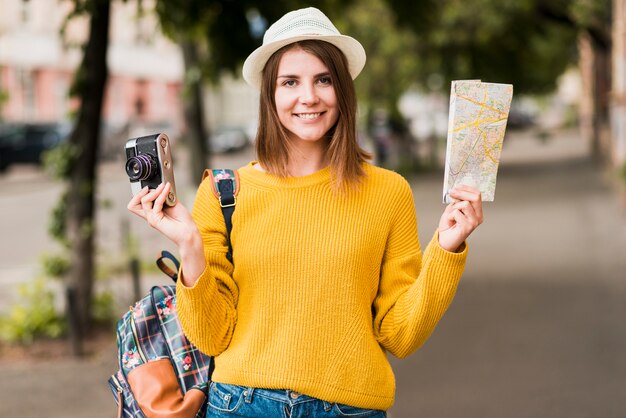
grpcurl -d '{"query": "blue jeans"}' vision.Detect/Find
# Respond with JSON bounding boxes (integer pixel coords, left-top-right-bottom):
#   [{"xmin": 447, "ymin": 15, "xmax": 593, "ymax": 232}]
[{"xmin": 207, "ymin": 382, "xmax": 387, "ymax": 418}]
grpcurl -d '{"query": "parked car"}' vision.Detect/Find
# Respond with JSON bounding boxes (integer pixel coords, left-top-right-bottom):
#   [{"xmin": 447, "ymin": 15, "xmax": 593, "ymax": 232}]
[
  {"xmin": 0, "ymin": 122, "xmax": 70, "ymax": 172},
  {"xmin": 208, "ymin": 127, "xmax": 250, "ymax": 153},
  {"xmin": 507, "ymin": 99, "xmax": 537, "ymax": 130}
]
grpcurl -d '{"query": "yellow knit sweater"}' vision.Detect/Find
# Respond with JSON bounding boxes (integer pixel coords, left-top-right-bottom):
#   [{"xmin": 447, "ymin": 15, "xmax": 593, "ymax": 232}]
[{"xmin": 176, "ymin": 162, "xmax": 467, "ymax": 410}]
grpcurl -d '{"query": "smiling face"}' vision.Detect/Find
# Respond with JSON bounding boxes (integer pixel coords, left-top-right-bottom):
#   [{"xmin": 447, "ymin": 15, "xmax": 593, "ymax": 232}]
[
  {"xmin": 255, "ymin": 40, "xmax": 365, "ymax": 183},
  {"xmin": 274, "ymin": 48, "xmax": 339, "ymax": 146}
]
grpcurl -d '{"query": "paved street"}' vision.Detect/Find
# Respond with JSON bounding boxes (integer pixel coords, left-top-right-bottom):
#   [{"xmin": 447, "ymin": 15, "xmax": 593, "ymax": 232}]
[
  {"xmin": 0, "ymin": 128, "xmax": 625, "ymax": 417},
  {"xmin": 391, "ymin": 129, "xmax": 626, "ymax": 418}
]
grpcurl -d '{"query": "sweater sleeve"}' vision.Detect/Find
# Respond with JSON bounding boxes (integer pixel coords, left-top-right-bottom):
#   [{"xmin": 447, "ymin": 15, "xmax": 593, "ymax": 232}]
[
  {"xmin": 372, "ymin": 179, "xmax": 467, "ymax": 359},
  {"xmin": 175, "ymin": 177, "xmax": 239, "ymax": 356}
]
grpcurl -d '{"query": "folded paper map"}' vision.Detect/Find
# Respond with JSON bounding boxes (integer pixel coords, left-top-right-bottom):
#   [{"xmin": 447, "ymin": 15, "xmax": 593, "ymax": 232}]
[{"xmin": 443, "ymin": 80, "xmax": 513, "ymax": 203}]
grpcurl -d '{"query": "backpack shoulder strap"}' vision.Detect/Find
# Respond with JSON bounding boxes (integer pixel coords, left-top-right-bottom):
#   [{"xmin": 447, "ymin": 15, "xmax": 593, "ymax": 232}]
[
  {"xmin": 202, "ymin": 168, "xmax": 239, "ymax": 263},
  {"xmin": 202, "ymin": 168, "xmax": 240, "ymax": 202}
]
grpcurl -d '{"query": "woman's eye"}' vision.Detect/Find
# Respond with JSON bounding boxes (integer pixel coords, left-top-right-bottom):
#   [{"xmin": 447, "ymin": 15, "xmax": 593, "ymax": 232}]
[
  {"xmin": 283, "ymin": 80, "xmax": 297, "ymax": 87},
  {"xmin": 318, "ymin": 76, "xmax": 332, "ymax": 85}
]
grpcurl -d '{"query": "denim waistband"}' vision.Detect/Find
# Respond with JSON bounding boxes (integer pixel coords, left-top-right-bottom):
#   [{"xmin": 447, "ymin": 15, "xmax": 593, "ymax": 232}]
[{"xmin": 221, "ymin": 383, "xmax": 333, "ymax": 408}]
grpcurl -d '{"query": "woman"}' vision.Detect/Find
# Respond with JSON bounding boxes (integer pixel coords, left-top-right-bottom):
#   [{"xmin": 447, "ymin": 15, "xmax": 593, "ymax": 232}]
[{"xmin": 128, "ymin": 7, "xmax": 483, "ymax": 418}]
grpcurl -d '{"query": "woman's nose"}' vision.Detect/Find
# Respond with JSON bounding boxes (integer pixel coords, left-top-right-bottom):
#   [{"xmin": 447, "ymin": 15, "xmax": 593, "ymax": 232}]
[{"xmin": 299, "ymin": 84, "xmax": 319, "ymax": 105}]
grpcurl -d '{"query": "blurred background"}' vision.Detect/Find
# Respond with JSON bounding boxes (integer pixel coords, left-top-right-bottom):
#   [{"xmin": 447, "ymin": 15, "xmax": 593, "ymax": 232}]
[{"xmin": 0, "ymin": 0, "xmax": 625, "ymax": 417}]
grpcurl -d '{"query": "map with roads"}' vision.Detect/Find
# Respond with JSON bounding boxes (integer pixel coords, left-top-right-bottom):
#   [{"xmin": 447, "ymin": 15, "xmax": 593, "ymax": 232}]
[{"xmin": 443, "ymin": 80, "xmax": 513, "ymax": 203}]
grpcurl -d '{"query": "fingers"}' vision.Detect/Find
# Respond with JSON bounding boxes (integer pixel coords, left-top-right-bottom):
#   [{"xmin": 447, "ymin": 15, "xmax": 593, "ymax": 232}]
[
  {"xmin": 140, "ymin": 183, "xmax": 163, "ymax": 209},
  {"xmin": 125, "ymin": 183, "xmax": 195, "ymax": 246},
  {"xmin": 439, "ymin": 185, "xmax": 485, "ymax": 251},
  {"xmin": 143, "ymin": 184, "xmax": 169, "ymax": 227},
  {"xmin": 451, "ymin": 200, "xmax": 481, "ymax": 230},
  {"xmin": 127, "ymin": 183, "xmax": 168, "ymax": 223},
  {"xmin": 449, "ymin": 184, "xmax": 480, "ymax": 202},
  {"xmin": 449, "ymin": 185, "xmax": 484, "ymax": 225},
  {"xmin": 152, "ymin": 182, "xmax": 170, "ymax": 214},
  {"xmin": 127, "ymin": 186, "xmax": 151, "ymax": 217},
  {"xmin": 440, "ymin": 199, "xmax": 481, "ymax": 234}
]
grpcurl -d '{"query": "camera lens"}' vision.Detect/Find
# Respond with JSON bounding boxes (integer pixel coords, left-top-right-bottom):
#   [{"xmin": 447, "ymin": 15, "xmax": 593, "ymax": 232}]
[{"xmin": 125, "ymin": 154, "xmax": 157, "ymax": 181}]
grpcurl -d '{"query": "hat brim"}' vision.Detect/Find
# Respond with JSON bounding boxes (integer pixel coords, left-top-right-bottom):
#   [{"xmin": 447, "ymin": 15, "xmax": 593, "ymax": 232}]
[{"xmin": 242, "ymin": 34, "xmax": 366, "ymax": 89}]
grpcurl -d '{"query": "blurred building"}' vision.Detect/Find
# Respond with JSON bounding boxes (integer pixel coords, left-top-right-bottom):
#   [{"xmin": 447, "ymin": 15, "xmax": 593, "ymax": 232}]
[
  {"xmin": 204, "ymin": 73, "xmax": 259, "ymax": 143},
  {"xmin": 0, "ymin": 0, "xmax": 260, "ymax": 156},
  {"xmin": 0, "ymin": 0, "xmax": 185, "ymax": 143}
]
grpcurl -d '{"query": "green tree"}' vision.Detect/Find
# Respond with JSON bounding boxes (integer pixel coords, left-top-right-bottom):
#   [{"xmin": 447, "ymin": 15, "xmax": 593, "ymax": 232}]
[
  {"xmin": 336, "ymin": 0, "xmax": 420, "ymax": 116},
  {"xmin": 383, "ymin": 0, "xmax": 584, "ymax": 94},
  {"xmin": 383, "ymin": 0, "xmax": 612, "ymax": 159}
]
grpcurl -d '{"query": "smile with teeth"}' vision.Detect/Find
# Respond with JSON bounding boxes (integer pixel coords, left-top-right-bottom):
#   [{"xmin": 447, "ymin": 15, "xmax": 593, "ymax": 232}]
[{"xmin": 295, "ymin": 112, "xmax": 324, "ymax": 120}]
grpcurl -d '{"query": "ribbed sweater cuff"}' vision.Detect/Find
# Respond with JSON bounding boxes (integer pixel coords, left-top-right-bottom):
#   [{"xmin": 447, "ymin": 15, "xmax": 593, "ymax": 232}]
[
  {"xmin": 176, "ymin": 259, "xmax": 214, "ymax": 292},
  {"xmin": 425, "ymin": 230, "xmax": 468, "ymax": 264}
]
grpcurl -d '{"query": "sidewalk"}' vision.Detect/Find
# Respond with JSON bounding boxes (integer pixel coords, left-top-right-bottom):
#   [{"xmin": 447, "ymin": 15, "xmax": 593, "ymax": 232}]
[
  {"xmin": 0, "ymin": 341, "xmax": 117, "ymax": 418},
  {"xmin": 1, "ymin": 128, "xmax": 625, "ymax": 418}
]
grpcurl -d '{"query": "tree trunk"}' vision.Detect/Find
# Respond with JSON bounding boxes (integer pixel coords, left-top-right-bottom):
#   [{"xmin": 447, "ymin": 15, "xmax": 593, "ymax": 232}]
[
  {"xmin": 65, "ymin": 0, "xmax": 110, "ymax": 344},
  {"xmin": 578, "ymin": 31, "xmax": 612, "ymax": 164},
  {"xmin": 181, "ymin": 40, "xmax": 210, "ymax": 186},
  {"xmin": 612, "ymin": 0, "xmax": 626, "ymax": 167}
]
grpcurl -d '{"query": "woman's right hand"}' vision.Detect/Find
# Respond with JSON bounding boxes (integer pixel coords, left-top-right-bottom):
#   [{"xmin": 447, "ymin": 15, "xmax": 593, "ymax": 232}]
[
  {"xmin": 127, "ymin": 182, "xmax": 198, "ymax": 246},
  {"xmin": 127, "ymin": 182, "xmax": 206, "ymax": 285}
]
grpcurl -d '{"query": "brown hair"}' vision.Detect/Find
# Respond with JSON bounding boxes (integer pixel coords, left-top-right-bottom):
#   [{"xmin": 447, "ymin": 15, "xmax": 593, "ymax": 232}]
[{"xmin": 255, "ymin": 40, "xmax": 371, "ymax": 191}]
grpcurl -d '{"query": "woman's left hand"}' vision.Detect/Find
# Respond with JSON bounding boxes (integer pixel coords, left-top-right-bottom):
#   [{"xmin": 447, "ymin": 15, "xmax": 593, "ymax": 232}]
[{"xmin": 437, "ymin": 185, "xmax": 484, "ymax": 252}]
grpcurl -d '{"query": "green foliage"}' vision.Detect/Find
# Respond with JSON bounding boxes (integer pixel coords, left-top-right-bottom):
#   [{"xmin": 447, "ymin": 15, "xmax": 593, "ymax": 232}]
[
  {"xmin": 0, "ymin": 89, "xmax": 8, "ymax": 118},
  {"xmin": 569, "ymin": 0, "xmax": 611, "ymax": 31},
  {"xmin": 68, "ymin": 64, "xmax": 88, "ymax": 101},
  {"xmin": 154, "ymin": 0, "xmax": 350, "ymax": 82},
  {"xmin": 40, "ymin": 253, "xmax": 71, "ymax": 279},
  {"xmin": 42, "ymin": 141, "xmax": 79, "ymax": 180},
  {"xmin": 0, "ymin": 278, "xmax": 66, "ymax": 344},
  {"xmin": 100, "ymin": 197, "xmax": 113, "ymax": 209},
  {"xmin": 0, "ymin": 279, "xmax": 116, "ymax": 344},
  {"xmin": 337, "ymin": 0, "xmax": 420, "ymax": 113},
  {"xmin": 155, "ymin": 0, "xmax": 252, "ymax": 82},
  {"xmin": 80, "ymin": 218, "xmax": 94, "ymax": 240},
  {"xmin": 382, "ymin": 0, "xmax": 607, "ymax": 95},
  {"xmin": 124, "ymin": 230, "xmax": 139, "ymax": 259},
  {"xmin": 48, "ymin": 191, "xmax": 69, "ymax": 247},
  {"xmin": 91, "ymin": 290, "xmax": 116, "ymax": 326}
]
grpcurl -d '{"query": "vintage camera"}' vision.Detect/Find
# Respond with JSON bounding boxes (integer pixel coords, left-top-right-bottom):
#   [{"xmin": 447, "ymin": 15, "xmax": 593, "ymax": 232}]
[{"xmin": 124, "ymin": 133, "xmax": 177, "ymax": 206}]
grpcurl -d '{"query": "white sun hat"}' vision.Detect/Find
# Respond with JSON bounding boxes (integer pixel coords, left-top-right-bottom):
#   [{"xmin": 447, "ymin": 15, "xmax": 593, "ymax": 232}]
[{"xmin": 242, "ymin": 7, "xmax": 366, "ymax": 89}]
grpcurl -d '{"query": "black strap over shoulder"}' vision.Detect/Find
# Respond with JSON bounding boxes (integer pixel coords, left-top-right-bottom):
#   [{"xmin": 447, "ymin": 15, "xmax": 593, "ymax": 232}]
[
  {"xmin": 217, "ymin": 178, "xmax": 235, "ymax": 263},
  {"xmin": 205, "ymin": 169, "xmax": 239, "ymax": 263}
]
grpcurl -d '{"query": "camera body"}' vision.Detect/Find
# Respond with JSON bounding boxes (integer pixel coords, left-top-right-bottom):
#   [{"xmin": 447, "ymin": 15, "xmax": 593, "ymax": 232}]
[{"xmin": 125, "ymin": 133, "xmax": 177, "ymax": 206}]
